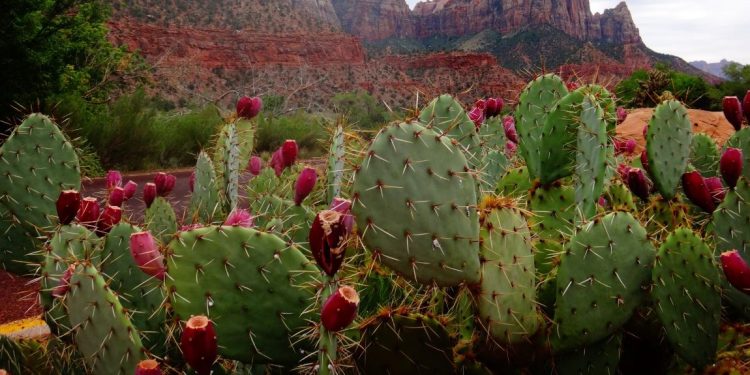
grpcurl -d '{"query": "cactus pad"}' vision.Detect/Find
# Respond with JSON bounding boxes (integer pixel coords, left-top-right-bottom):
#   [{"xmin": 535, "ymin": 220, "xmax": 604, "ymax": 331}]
[
  {"xmin": 528, "ymin": 182, "xmax": 576, "ymax": 243},
  {"xmin": 145, "ymin": 197, "xmax": 177, "ymax": 246},
  {"xmin": 713, "ymin": 177, "xmax": 750, "ymax": 256},
  {"xmin": 221, "ymin": 122, "xmax": 240, "ymax": 210},
  {"xmin": 327, "ymin": 124, "xmax": 346, "ymax": 203},
  {"xmin": 553, "ymin": 334, "xmax": 622, "ymax": 375},
  {"xmin": 352, "ymin": 121, "xmax": 480, "ymax": 286},
  {"xmin": 165, "ymin": 226, "xmax": 319, "ymax": 364},
  {"xmin": 419, "ymin": 94, "xmax": 481, "ymax": 167},
  {"xmin": 189, "ymin": 152, "xmax": 221, "ymax": 223},
  {"xmin": 539, "ymin": 89, "xmax": 585, "ymax": 184},
  {"xmin": 651, "ymin": 228, "xmax": 721, "ymax": 369},
  {"xmin": 725, "ymin": 128, "xmax": 750, "ymax": 180},
  {"xmin": 690, "ymin": 133, "xmax": 720, "ymax": 177},
  {"xmin": 574, "ymin": 96, "xmax": 609, "ymax": 219},
  {"xmin": 646, "ymin": 100, "xmax": 693, "ymax": 199},
  {"xmin": 496, "ymin": 166, "xmax": 532, "ymax": 198},
  {"xmin": 0, "ymin": 206, "xmax": 41, "ymax": 274}
]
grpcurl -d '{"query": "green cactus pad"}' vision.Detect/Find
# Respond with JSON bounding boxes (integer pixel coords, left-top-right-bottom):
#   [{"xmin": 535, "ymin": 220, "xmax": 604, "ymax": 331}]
[
  {"xmin": 352, "ymin": 121, "xmax": 480, "ymax": 286},
  {"xmin": 690, "ymin": 133, "xmax": 720, "ymax": 177},
  {"xmin": 478, "ymin": 117, "xmax": 509, "ymax": 193},
  {"xmin": 67, "ymin": 263, "xmax": 145, "ymax": 374},
  {"xmin": 496, "ymin": 166, "xmax": 532, "ymax": 198},
  {"xmin": 651, "ymin": 228, "xmax": 721, "ymax": 369},
  {"xmin": 189, "ymin": 152, "xmax": 221, "ymax": 223},
  {"xmin": 553, "ymin": 333, "xmax": 622, "ymax": 375},
  {"xmin": 145, "ymin": 196, "xmax": 177, "ymax": 246},
  {"xmin": 327, "ymin": 124, "xmax": 346, "ymax": 203},
  {"xmin": 0, "ymin": 113, "xmax": 81, "ymax": 235},
  {"xmin": 574, "ymin": 96, "xmax": 609, "ymax": 219},
  {"xmin": 645, "ymin": 100, "xmax": 693, "ymax": 199},
  {"xmin": 251, "ymin": 194, "xmax": 313, "ymax": 247},
  {"xmin": 165, "ymin": 226, "xmax": 319, "ymax": 364},
  {"xmin": 40, "ymin": 224, "xmax": 98, "ymax": 334},
  {"xmin": 0, "ymin": 335, "xmax": 24, "ymax": 375},
  {"xmin": 642, "ymin": 195, "xmax": 690, "ymax": 239},
  {"xmin": 222, "ymin": 122, "xmax": 240, "ymax": 210},
  {"xmin": 356, "ymin": 312, "xmax": 456, "ymax": 375},
  {"xmin": 477, "ymin": 201, "xmax": 539, "ymax": 344},
  {"xmin": 99, "ymin": 223, "xmax": 166, "ymax": 354},
  {"xmin": 418, "ymin": 94, "xmax": 481, "ymax": 167},
  {"xmin": 0, "ymin": 206, "xmax": 41, "ymax": 274},
  {"xmin": 528, "ymin": 182, "xmax": 576, "ymax": 244},
  {"xmin": 604, "ymin": 182, "xmax": 637, "ymax": 213},
  {"xmin": 214, "ymin": 119, "xmax": 254, "ymax": 194},
  {"xmin": 515, "ymin": 74, "xmax": 568, "ymax": 179},
  {"xmin": 713, "ymin": 177, "xmax": 750, "ymax": 256},
  {"xmin": 553, "ymin": 212, "xmax": 655, "ymax": 351},
  {"xmin": 539, "ymin": 90, "xmax": 585, "ymax": 184},
  {"xmin": 725, "ymin": 128, "xmax": 750, "ymax": 180}
]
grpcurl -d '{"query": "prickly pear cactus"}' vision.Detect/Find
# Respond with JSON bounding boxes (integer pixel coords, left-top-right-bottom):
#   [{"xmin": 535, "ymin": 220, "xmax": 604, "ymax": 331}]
[
  {"xmin": 327, "ymin": 124, "xmax": 346, "ymax": 203},
  {"xmin": 515, "ymin": 74, "xmax": 568, "ymax": 179},
  {"xmin": 222, "ymin": 122, "xmax": 241, "ymax": 210},
  {"xmin": 165, "ymin": 226, "xmax": 319, "ymax": 364},
  {"xmin": 189, "ymin": 152, "xmax": 221, "ymax": 223},
  {"xmin": 575, "ymin": 96, "xmax": 609, "ymax": 219},
  {"xmin": 0, "ymin": 113, "xmax": 81, "ymax": 235},
  {"xmin": 552, "ymin": 334, "xmax": 622, "ymax": 375},
  {"xmin": 418, "ymin": 94, "xmax": 481, "ymax": 167},
  {"xmin": 553, "ymin": 212, "xmax": 655, "ymax": 351},
  {"xmin": 690, "ymin": 133, "xmax": 720, "ymax": 177},
  {"xmin": 251, "ymin": 194, "xmax": 314, "ymax": 246},
  {"xmin": 528, "ymin": 182, "xmax": 575, "ymax": 244},
  {"xmin": 478, "ymin": 117, "xmax": 509, "ymax": 193},
  {"xmin": 0, "ymin": 206, "xmax": 41, "ymax": 274},
  {"xmin": 651, "ymin": 228, "xmax": 721, "ymax": 369},
  {"xmin": 646, "ymin": 100, "xmax": 693, "ymax": 199},
  {"xmin": 477, "ymin": 199, "xmax": 539, "ymax": 344},
  {"xmin": 356, "ymin": 312, "xmax": 456, "ymax": 375},
  {"xmin": 713, "ymin": 177, "xmax": 750, "ymax": 255},
  {"xmin": 725, "ymin": 128, "xmax": 750, "ymax": 180},
  {"xmin": 604, "ymin": 182, "xmax": 637, "ymax": 213},
  {"xmin": 66, "ymin": 263, "xmax": 145, "ymax": 374},
  {"xmin": 352, "ymin": 121, "xmax": 481, "ymax": 286},
  {"xmin": 214, "ymin": 118, "xmax": 254, "ymax": 194},
  {"xmin": 539, "ymin": 89, "xmax": 585, "ymax": 184},
  {"xmin": 0, "ymin": 335, "xmax": 24, "ymax": 375},
  {"xmin": 145, "ymin": 197, "xmax": 177, "ymax": 246},
  {"xmin": 496, "ymin": 166, "xmax": 532, "ymax": 199},
  {"xmin": 98, "ymin": 223, "xmax": 166, "ymax": 354}
]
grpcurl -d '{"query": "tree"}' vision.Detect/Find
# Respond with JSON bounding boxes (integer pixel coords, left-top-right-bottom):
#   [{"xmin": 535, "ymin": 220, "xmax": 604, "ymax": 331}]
[
  {"xmin": 616, "ymin": 64, "xmax": 720, "ymax": 110},
  {"xmin": 0, "ymin": 0, "xmax": 146, "ymax": 128},
  {"xmin": 719, "ymin": 62, "xmax": 750, "ymax": 99}
]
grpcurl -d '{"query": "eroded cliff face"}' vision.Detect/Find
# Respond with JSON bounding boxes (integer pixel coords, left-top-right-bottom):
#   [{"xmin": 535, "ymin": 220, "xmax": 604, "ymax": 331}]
[{"xmin": 332, "ymin": 0, "xmax": 415, "ymax": 40}]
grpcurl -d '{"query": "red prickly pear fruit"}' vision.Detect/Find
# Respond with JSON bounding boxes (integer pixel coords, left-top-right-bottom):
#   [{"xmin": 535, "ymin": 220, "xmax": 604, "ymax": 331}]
[
  {"xmin": 329, "ymin": 198, "xmax": 354, "ymax": 235},
  {"xmin": 248, "ymin": 155, "xmax": 263, "ymax": 176},
  {"xmin": 123, "ymin": 180, "xmax": 137, "ymax": 201},
  {"xmin": 97, "ymin": 205, "xmax": 122, "ymax": 236},
  {"xmin": 720, "ymin": 147, "xmax": 743, "ymax": 189},
  {"xmin": 616, "ymin": 106, "xmax": 628, "ymax": 125},
  {"xmin": 723, "ymin": 96, "xmax": 743, "ymax": 131},
  {"xmin": 468, "ymin": 105, "xmax": 485, "ymax": 129},
  {"xmin": 236, "ymin": 96, "xmax": 262, "ymax": 120},
  {"xmin": 617, "ymin": 164, "xmax": 631, "ymax": 181},
  {"xmin": 743, "ymin": 90, "xmax": 750, "ymax": 124},
  {"xmin": 164, "ymin": 174, "xmax": 176, "ymax": 196},
  {"xmin": 682, "ymin": 171, "xmax": 716, "ymax": 213},
  {"xmin": 310, "ymin": 210, "xmax": 349, "ymax": 276},
  {"xmin": 108, "ymin": 187, "xmax": 125, "ymax": 207},
  {"xmin": 704, "ymin": 177, "xmax": 726, "ymax": 204},
  {"xmin": 614, "ymin": 139, "xmax": 637, "ymax": 156},
  {"xmin": 484, "ymin": 97, "xmax": 504, "ymax": 118},
  {"xmin": 625, "ymin": 139, "xmax": 636, "ymax": 155},
  {"xmin": 52, "ymin": 264, "xmax": 75, "ymax": 298},
  {"xmin": 270, "ymin": 149, "xmax": 284, "ymax": 177},
  {"xmin": 143, "ymin": 183, "xmax": 157, "ymax": 208},
  {"xmin": 129, "ymin": 231, "xmax": 164, "ymax": 280},
  {"xmin": 181, "ymin": 315, "xmax": 218, "ymax": 375},
  {"xmin": 503, "ymin": 116, "xmax": 519, "ymax": 144},
  {"xmin": 598, "ymin": 196, "xmax": 607, "ymax": 207},
  {"xmin": 77, "ymin": 197, "xmax": 100, "ymax": 225},
  {"xmin": 189, "ymin": 171, "xmax": 195, "ymax": 193},
  {"xmin": 56, "ymin": 190, "xmax": 81, "ymax": 225},
  {"xmin": 281, "ymin": 140, "xmax": 298, "ymax": 168},
  {"xmin": 474, "ymin": 99, "xmax": 486, "ymax": 110},
  {"xmin": 626, "ymin": 168, "xmax": 652, "ymax": 201},
  {"xmin": 154, "ymin": 173, "xmax": 168, "ymax": 195},
  {"xmin": 135, "ymin": 359, "xmax": 163, "ymax": 375},
  {"xmin": 321, "ymin": 286, "xmax": 359, "ymax": 332},
  {"xmin": 106, "ymin": 170, "xmax": 122, "ymax": 190},
  {"xmin": 640, "ymin": 150, "xmax": 650, "ymax": 175},
  {"xmin": 505, "ymin": 141, "xmax": 517, "ymax": 157},
  {"xmin": 721, "ymin": 250, "xmax": 750, "ymax": 293},
  {"xmin": 565, "ymin": 81, "xmax": 579, "ymax": 91},
  {"xmin": 294, "ymin": 167, "xmax": 317, "ymax": 205},
  {"xmin": 224, "ymin": 208, "xmax": 254, "ymax": 228}
]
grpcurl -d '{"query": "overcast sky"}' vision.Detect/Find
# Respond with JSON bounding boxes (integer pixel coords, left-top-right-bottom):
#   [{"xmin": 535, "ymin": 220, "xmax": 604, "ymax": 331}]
[{"xmin": 405, "ymin": 0, "xmax": 748, "ymax": 64}]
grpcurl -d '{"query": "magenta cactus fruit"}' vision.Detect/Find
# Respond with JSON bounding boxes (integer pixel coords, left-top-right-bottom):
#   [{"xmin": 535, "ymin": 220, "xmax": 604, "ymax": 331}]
[
  {"xmin": 154, "ymin": 172, "xmax": 175, "ymax": 196},
  {"xmin": 236, "ymin": 96, "xmax": 262, "ymax": 120},
  {"xmin": 321, "ymin": 286, "xmax": 359, "ymax": 332},
  {"xmin": 310, "ymin": 210, "xmax": 349, "ymax": 276},
  {"xmin": 484, "ymin": 97, "xmax": 504, "ymax": 118},
  {"xmin": 743, "ymin": 90, "xmax": 750, "ymax": 124},
  {"xmin": 468, "ymin": 105, "xmax": 485, "ymax": 129},
  {"xmin": 616, "ymin": 106, "xmax": 628, "ymax": 124},
  {"xmin": 129, "ymin": 231, "xmax": 164, "ymax": 280},
  {"xmin": 682, "ymin": 171, "xmax": 716, "ymax": 213},
  {"xmin": 181, "ymin": 315, "xmax": 218, "ymax": 375},
  {"xmin": 723, "ymin": 96, "xmax": 744, "ymax": 130},
  {"xmin": 76, "ymin": 197, "xmax": 100, "ymax": 225},
  {"xmin": 281, "ymin": 140, "xmax": 299, "ymax": 168},
  {"xmin": 123, "ymin": 180, "xmax": 137, "ymax": 201},
  {"xmin": 704, "ymin": 176, "xmax": 726, "ymax": 204},
  {"xmin": 294, "ymin": 167, "xmax": 317, "ymax": 205},
  {"xmin": 614, "ymin": 139, "xmax": 635, "ymax": 156},
  {"xmin": 143, "ymin": 183, "xmax": 157, "ymax": 208},
  {"xmin": 640, "ymin": 150, "xmax": 650, "ymax": 174},
  {"xmin": 329, "ymin": 197, "xmax": 354, "ymax": 235},
  {"xmin": 505, "ymin": 140, "xmax": 517, "ymax": 157},
  {"xmin": 106, "ymin": 170, "xmax": 122, "ymax": 191},
  {"xmin": 270, "ymin": 149, "xmax": 284, "ymax": 177},
  {"xmin": 248, "ymin": 155, "xmax": 263, "ymax": 176},
  {"xmin": 165, "ymin": 174, "xmax": 176, "ymax": 195},
  {"xmin": 97, "ymin": 205, "xmax": 122, "ymax": 235},
  {"xmin": 56, "ymin": 190, "xmax": 81, "ymax": 225},
  {"xmin": 503, "ymin": 116, "xmax": 519, "ymax": 144},
  {"xmin": 721, "ymin": 250, "xmax": 750, "ymax": 294},
  {"xmin": 135, "ymin": 359, "xmax": 162, "ymax": 375},
  {"xmin": 52, "ymin": 264, "xmax": 75, "ymax": 298},
  {"xmin": 223, "ymin": 208, "xmax": 254, "ymax": 228},
  {"xmin": 720, "ymin": 147, "xmax": 743, "ymax": 189},
  {"xmin": 108, "ymin": 187, "xmax": 125, "ymax": 207},
  {"xmin": 626, "ymin": 168, "xmax": 652, "ymax": 201}
]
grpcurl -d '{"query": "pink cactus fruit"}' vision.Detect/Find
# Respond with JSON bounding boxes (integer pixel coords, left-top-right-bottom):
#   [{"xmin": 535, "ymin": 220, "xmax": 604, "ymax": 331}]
[
  {"xmin": 143, "ymin": 183, "xmax": 157, "ymax": 208},
  {"xmin": 56, "ymin": 190, "xmax": 81, "ymax": 225},
  {"xmin": 720, "ymin": 147, "xmax": 743, "ymax": 189},
  {"xmin": 310, "ymin": 209, "xmax": 349, "ymax": 276},
  {"xmin": 236, "ymin": 96, "xmax": 262, "ymax": 120},
  {"xmin": 97, "ymin": 205, "xmax": 122, "ymax": 235},
  {"xmin": 721, "ymin": 250, "xmax": 750, "ymax": 294},
  {"xmin": 616, "ymin": 106, "xmax": 628, "ymax": 125},
  {"xmin": 223, "ymin": 208, "xmax": 254, "ymax": 228},
  {"xmin": 743, "ymin": 90, "xmax": 750, "ymax": 124},
  {"xmin": 505, "ymin": 141, "xmax": 517, "ymax": 157},
  {"xmin": 108, "ymin": 187, "xmax": 125, "ymax": 207},
  {"xmin": 180, "ymin": 315, "xmax": 218, "ymax": 375},
  {"xmin": 626, "ymin": 168, "xmax": 652, "ymax": 201},
  {"xmin": 320, "ymin": 286, "xmax": 359, "ymax": 332},
  {"xmin": 704, "ymin": 176, "xmax": 726, "ymax": 205},
  {"xmin": 76, "ymin": 197, "xmax": 100, "ymax": 225},
  {"xmin": 281, "ymin": 140, "xmax": 299, "ymax": 168},
  {"xmin": 329, "ymin": 197, "xmax": 354, "ymax": 234},
  {"xmin": 468, "ymin": 105, "xmax": 485, "ymax": 129},
  {"xmin": 723, "ymin": 96, "xmax": 744, "ymax": 130},
  {"xmin": 484, "ymin": 97, "xmax": 504, "ymax": 118},
  {"xmin": 270, "ymin": 149, "xmax": 284, "ymax": 177},
  {"xmin": 106, "ymin": 170, "xmax": 122, "ymax": 191},
  {"xmin": 129, "ymin": 231, "xmax": 165, "ymax": 280},
  {"xmin": 681, "ymin": 171, "xmax": 716, "ymax": 213},
  {"xmin": 248, "ymin": 155, "xmax": 263, "ymax": 176},
  {"xmin": 502, "ymin": 116, "xmax": 519, "ymax": 144},
  {"xmin": 294, "ymin": 167, "xmax": 317, "ymax": 205},
  {"xmin": 135, "ymin": 359, "xmax": 163, "ymax": 375},
  {"xmin": 123, "ymin": 180, "xmax": 137, "ymax": 201}
]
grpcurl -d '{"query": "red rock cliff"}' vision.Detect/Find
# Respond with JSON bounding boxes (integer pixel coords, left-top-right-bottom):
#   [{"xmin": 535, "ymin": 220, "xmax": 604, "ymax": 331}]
[{"xmin": 332, "ymin": 0, "xmax": 415, "ymax": 40}]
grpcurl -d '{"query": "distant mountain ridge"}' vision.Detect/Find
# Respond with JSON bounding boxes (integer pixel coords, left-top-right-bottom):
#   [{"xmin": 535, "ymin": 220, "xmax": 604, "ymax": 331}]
[{"xmin": 690, "ymin": 59, "xmax": 738, "ymax": 79}]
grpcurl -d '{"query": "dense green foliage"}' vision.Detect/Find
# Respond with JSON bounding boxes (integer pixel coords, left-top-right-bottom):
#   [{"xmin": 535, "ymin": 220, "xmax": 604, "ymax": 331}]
[
  {"xmin": 616, "ymin": 64, "xmax": 721, "ymax": 109},
  {"xmin": 331, "ymin": 90, "xmax": 391, "ymax": 131},
  {"xmin": 719, "ymin": 62, "xmax": 750, "ymax": 98},
  {"xmin": 255, "ymin": 108, "xmax": 327, "ymax": 157}
]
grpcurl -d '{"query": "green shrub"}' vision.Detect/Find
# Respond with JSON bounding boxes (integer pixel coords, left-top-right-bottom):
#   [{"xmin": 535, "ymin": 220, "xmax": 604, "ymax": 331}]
[
  {"xmin": 255, "ymin": 110, "xmax": 327, "ymax": 158},
  {"xmin": 152, "ymin": 106, "xmax": 222, "ymax": 168},
  {"xmin": 616, "ymin": 64, "xmax": 721, "ymax": 110},
  {"xmin": 331, "ymin": 90, "xmax": 391, "ymax": 131}
]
